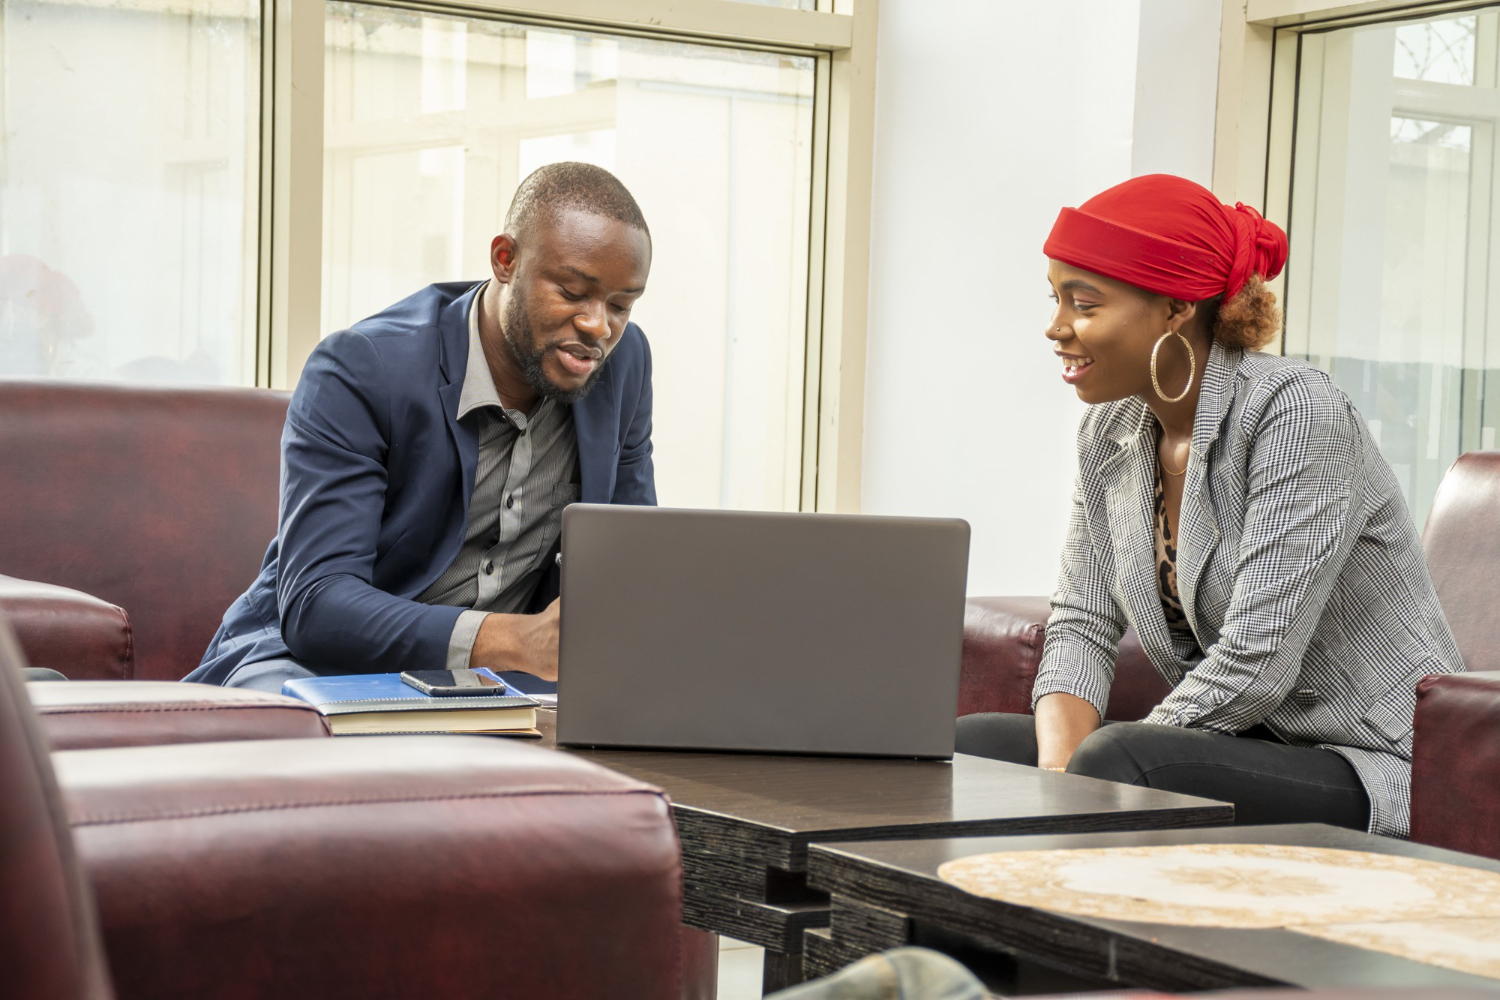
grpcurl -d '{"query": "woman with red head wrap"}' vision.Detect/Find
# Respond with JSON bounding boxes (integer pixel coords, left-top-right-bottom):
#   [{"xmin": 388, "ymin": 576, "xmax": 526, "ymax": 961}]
[{"xmin": 956, "ymin": 175, "xmax": 1463, "ymax": 838}]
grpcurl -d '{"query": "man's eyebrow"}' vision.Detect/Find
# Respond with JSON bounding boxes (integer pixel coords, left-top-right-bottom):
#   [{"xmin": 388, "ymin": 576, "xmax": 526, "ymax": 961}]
[
  {"xmin": 561, "ymin": 264, "xmax": 645, "ymax": 295},
  {"xmin": 562, "ymin": 265, "xmax": 600, "ymax": 284},
  {"xmin": 1060, "ymin": 279, "xmax": 1104, "ymax": 295}
]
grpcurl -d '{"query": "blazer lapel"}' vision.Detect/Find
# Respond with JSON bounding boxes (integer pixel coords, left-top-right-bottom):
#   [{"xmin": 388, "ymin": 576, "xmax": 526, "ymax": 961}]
[
  {"xmin": 570, "ymin": 366, "xmax": 620, "ymax": 504},
  {"xmin": 1175, "ymin": 341, "xmax": 1239, "ymax": 633},
  {"xmin": 1098, "ymin": 404, "xmax": 1178, "ymax": 672},
  {"xmin": 438, "ymin": 285, "xmax": 481, "ymax": 512}
]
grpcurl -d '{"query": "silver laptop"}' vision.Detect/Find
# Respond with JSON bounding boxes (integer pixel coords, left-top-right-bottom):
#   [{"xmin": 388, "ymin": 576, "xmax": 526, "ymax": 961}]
[{"xmin": 555, "ymin": 505, "xmax": 970, "ymax": 758}]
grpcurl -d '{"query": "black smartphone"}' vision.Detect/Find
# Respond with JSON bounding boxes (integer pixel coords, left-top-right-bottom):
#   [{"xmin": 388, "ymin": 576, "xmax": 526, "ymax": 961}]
[{"xmin": 400, "ymin": 668, "xmax": 509, "ymax": 697}]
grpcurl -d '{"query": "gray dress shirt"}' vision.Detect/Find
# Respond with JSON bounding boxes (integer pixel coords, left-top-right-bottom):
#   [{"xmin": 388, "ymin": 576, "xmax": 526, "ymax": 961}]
[{"xmin": 416, "ymin": 283, "xmax": 580, "ymax": 668}]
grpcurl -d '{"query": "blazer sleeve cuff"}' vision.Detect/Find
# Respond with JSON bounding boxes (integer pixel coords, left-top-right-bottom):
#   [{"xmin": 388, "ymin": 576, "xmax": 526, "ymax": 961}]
[
  {"xmin": 1030, "ymin": 667, "xmax": 1111, "ymax": 723},
  {"xmin": 444, "ymin": 610, "xmax": 489, "ymax": 671},
  {"xmin": 1142, "ymin": 705, "xmax": 1186, "ymax": 727},
  {"xmin": 1141, "ymin": 694, "xmax": 1239, "ymax": 733}
]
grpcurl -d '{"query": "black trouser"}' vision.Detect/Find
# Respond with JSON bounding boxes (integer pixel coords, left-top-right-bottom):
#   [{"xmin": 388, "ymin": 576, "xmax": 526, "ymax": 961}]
[{"xmin": 956, "ymin": 713, "xmax": 1371, "ymax": 830}]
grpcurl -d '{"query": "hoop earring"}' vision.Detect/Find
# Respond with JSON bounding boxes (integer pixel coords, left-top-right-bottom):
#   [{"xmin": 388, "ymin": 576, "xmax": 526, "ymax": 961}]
[{"xmin": 1150, "ymin": 330, "xmax": 1195, "ymax": 404}]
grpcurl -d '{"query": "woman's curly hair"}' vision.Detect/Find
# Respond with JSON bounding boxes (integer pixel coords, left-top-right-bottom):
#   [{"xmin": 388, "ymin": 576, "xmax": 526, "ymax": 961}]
[{"xmin": 1208, "ymin": 274, "xmax": 1282, "ymax": 350}]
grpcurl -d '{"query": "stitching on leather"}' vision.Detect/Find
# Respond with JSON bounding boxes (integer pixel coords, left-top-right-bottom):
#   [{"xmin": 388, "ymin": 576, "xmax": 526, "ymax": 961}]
[
  {"xmin": 39, "ymin": 703, "xmax": 318, "ymax": 715},
  {"xmin": 667, "ymin": 813, "xmax": 687, "ymax": 1000},
  {"xmin": 114, "ymin": 606, "xmax": 134, "ymax": 680},
  {"xmin": 671, "ymin": 860, "xmax": 684, "ymax": 1000},
  {"xmin": 71, "ymin": 787, "xmax": 669, "ymax": 827},
  {"xmin": 1026, "ymin": 621, "xmax": 1046, "ymax": 652}
]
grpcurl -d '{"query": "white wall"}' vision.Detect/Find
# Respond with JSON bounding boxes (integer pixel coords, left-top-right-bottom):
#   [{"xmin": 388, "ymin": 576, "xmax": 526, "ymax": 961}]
[
  {"xmin": 861, "ymin": 1, "xmax": 1221, "ymax": 596},
  {"xmin": 1132, "ymin": 0, "xmax": 1223, "ymax": 185}
]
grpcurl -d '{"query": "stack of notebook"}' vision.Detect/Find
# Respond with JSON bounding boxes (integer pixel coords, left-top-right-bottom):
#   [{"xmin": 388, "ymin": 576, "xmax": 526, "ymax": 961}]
[{"xmin": 282, "ymin": 670, "xmax": 542, "ymax": 736}]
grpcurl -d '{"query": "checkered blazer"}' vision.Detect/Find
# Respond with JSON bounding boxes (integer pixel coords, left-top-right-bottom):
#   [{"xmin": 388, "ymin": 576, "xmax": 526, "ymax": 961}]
[{"xmin": 1032, "ymin": 341, "xmax": 1465, "ymax": 837}]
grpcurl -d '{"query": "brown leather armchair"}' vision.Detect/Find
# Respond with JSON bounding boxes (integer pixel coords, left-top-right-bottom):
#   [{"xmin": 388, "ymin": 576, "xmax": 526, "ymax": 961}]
[
  {"xmin": 0, "ymin": 380, "xmax": 722, "ymax": 996},
  {"xmin": 2, "ymin": 619, "xmax": 691, "ymax": 1000},
  {"xmin": 959, "ymin": 595, "xmax": 1168, "ymax": 721},
  {"xmin": 0, "ymin": 574, "xmax": 133, "ymax": 681},
  {"xmin": 0, "ymin": 381, "xmax": 289, "ymax": 681},
  {"xmin": 1409, "ymin": 451, "xmax": 1500, "ymax": 859},
  {"xmin": 960, "ymin": 451, "xmax": 1500, "ymax": 859}
]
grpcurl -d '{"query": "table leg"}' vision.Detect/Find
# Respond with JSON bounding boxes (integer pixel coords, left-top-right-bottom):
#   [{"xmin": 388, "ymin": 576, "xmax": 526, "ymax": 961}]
[
  {"xmin": 680, "ymin": 848, "xmax": 830, "ymax": 995},
  {"xmin": 802, "ymin": 927, "xmax": 867, "ymax": 981},
  {"xmin": 762, "ymin": 949, "xmax": 805, "ymax": 994},
  {"xmin": 829, "ymin": 894, "xmax": 910, "ymax": 953}
]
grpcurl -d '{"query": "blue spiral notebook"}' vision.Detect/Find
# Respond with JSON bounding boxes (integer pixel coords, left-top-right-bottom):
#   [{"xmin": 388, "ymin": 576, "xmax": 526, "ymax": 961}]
[{"xmin": 282, "ymin": 669, "xmax": 542, "ymax": 736}]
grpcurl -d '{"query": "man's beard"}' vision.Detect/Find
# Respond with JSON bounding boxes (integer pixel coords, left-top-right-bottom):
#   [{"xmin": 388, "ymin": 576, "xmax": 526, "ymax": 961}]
[{"xmin": 502, "ymin": 290, "xmax": 608, "ymax": 405}]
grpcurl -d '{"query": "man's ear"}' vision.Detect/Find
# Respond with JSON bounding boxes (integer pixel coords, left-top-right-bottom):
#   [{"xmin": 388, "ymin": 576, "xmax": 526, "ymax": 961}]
[{"xmin": 491, "ymin": 234, "xmax": 519, "ymax": 283}]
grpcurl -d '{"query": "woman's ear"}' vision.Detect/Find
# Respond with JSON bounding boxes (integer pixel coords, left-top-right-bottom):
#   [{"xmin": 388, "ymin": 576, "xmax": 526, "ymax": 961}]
[{"xmin": 1167, "ymin": 297, "xmax": 1199, "ymax": 331}]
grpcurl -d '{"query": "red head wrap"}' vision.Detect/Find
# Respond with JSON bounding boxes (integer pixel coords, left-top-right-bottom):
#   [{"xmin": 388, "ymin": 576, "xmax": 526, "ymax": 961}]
[{"xmin": 1043, "ymin": 174, "xmax": 1289, "ymax": 301}]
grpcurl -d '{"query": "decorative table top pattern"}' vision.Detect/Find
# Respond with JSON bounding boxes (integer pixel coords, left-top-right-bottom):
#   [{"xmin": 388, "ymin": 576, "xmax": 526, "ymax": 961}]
[
  {"xmin": 1290, "ymin": 917, "xmax": 1500, "ymax": 981},
  {"xmin": 937, "ymin": 843, "xmax": 1500, "ymax": 979},
  {"xmin": 938, "ymin": 843, "xmax": 1500, "ymax": 928}
]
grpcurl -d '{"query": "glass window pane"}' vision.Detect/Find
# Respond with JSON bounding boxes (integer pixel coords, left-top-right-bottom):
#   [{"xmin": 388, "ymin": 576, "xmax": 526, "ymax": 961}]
[
  {"xmin": 0, "ymin": 0, "xmax": 260, "ymax": 384},
  {"xmin": 1394, "ymin": 15, "xmax": 1476, "ymax": 85},
  {"xmin": 322, "ymin": 5, "xmax": 816, "ymax": 511},
  {"xmin": 1284, "ymin": 10, "xmax": 1500, "ymax": 529}
]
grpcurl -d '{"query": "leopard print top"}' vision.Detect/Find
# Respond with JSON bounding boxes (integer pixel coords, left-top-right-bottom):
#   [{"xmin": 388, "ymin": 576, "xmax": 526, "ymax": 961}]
[{"xmin": 1153, "ymin": 466, "xmax": 1191, "ymax": 631}]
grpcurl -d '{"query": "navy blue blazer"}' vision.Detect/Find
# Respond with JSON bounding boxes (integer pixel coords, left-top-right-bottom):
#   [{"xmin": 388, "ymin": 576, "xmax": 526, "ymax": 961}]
[{"xmin": 187, "ymin": 281, "xmax": 655, "ymax": 684}]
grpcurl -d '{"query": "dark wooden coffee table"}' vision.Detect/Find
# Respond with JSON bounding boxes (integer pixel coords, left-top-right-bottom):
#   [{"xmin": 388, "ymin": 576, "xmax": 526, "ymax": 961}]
[
  {"xmin": 534, "ymin": 712, "xmax": 1231, "ymax": 993},
  {"xmin": 803, "ymin": 823, "xmax": 1500, "ymax": 994}
]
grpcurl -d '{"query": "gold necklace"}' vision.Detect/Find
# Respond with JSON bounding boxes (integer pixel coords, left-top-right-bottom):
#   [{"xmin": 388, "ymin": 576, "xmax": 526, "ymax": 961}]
[{"xmin": 1160, "ymin": 444, "xmax": 1188, "ymax": 477}]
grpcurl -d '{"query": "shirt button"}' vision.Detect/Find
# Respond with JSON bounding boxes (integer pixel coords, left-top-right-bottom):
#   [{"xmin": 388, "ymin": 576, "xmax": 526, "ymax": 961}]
[
  {"xmin": 505, "ymin": 495, "xmax": 515, "ymax": 509},
  {"xmin": 482, "ymin": 560, "xmax": 495, "ymax": 575}
]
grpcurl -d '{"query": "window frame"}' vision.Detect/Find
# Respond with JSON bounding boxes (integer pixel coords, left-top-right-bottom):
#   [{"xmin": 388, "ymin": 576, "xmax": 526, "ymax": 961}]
[
  {"xmin": 1216, "ymin": 0, "xmax": 1500, "ymax": 526},
  {"xmin": 1213, "ymin": 0, "xmax": 1498, "ymax": 350},
  {"xmin": 256, "ymin": 0, "xmax": 876, "ymax": 514}
]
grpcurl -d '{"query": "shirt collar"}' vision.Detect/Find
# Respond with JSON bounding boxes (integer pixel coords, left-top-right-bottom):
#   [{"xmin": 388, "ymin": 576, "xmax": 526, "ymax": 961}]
[{"xmin": 458, "ymin": 281, "xmax": 550, "ymax": 430}]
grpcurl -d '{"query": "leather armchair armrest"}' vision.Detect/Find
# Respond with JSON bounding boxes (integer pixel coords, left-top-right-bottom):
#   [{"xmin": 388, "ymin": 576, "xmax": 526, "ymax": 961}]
[
  {"xmin": 960, "ymin": 597, "xmax": 1051, "ymax": 716},
  {"xmin": 1411, "ymin": 671, "xmax": 1500, "ymax": 860},
  {"xmin": 28, "ymin": 681, "xmax": 330, "ymax": 750},
  {"xmin": 0, "ymin": 575, "xmax": 132, "ymax": 680},
  {"xmin": 56, "ymin": 736, "xmax": 685, "ymax": 1000},
  {"xmin": 679, "ymin": 927, "xmax": 719, "ymax": 1000},
  {"xmin": 960, "ymin": 596, "xmax": 1169, "ymax": 722}
]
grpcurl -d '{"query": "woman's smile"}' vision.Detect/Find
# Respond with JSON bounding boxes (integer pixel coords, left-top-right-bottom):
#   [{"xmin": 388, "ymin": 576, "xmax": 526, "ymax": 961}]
[{"xmin": 1057, "ymin": 350, "xmax": 1095, "ymax": 384}]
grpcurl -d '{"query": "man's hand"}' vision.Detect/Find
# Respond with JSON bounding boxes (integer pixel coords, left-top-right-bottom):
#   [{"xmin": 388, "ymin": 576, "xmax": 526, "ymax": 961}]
[
  {"xmin": 1035, "ymin": 691, "xmax": 1102, "ymax": 771},
  {"xmin": 469, "ymin": 599, "xmax": 561, "ymax": 680}
]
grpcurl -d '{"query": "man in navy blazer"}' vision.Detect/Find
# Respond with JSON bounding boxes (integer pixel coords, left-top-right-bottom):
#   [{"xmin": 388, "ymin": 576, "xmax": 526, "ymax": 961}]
[{"xmin": 188, "ymin": 163, "xmax": 654, "ymax": 691}]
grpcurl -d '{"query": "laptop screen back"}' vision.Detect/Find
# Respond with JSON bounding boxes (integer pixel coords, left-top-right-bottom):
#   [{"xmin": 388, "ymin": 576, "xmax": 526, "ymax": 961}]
[{"xmin": 555, "ymin": 505, "xmax": 969, "ymax": 758}]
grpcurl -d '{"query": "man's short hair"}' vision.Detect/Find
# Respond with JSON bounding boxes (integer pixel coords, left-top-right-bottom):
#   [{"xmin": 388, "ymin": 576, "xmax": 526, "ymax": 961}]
[{"xmin": 504, "ymin": 162, "xmax": 649, "ymax": 243}]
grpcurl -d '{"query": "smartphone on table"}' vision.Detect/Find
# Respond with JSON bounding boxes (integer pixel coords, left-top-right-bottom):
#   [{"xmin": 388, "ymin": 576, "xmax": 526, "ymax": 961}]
[{"xmin": 400, "ymin": 667, "xmax": 510, "ymax": 697}]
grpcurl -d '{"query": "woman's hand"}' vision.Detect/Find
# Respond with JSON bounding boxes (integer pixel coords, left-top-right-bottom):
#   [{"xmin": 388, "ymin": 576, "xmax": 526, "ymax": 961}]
[{"xmin": 1035, "ymin": 691, "xmax": 1102, "ymax": 770}]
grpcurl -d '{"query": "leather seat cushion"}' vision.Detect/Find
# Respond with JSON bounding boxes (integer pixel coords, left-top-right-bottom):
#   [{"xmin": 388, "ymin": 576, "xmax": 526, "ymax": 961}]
[
  {"xmin": 55, "ymin": 736, "xmax": 685, "ymax": 1000},
  {"xmin": 28, "ymin": 681, "xmax": 329, "ymax": 750}
]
